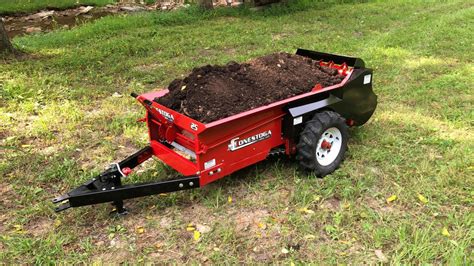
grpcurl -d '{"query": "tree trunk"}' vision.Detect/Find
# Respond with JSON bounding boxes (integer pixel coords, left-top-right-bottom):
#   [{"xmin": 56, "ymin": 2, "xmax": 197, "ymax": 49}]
[
  {"xmin": 0, "ymin": 18, "xmax": 15, "ymax": 55},
  {"xmin": 198, "ymin": 0, "xmax": 214, "ymax": 9}
]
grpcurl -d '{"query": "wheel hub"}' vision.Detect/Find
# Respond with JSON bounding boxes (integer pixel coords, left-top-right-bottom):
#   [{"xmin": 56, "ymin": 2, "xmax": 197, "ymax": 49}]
[
  {"xmin": 316, "ymin": 127, "xmax": 343, "ymax": 166},
  {"xmin": 321, "ymin": 140, "xmax": 332, "ymax": 150}
]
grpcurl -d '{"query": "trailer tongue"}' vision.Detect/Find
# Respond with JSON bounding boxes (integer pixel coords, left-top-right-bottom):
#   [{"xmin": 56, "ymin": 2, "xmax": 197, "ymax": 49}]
[{"xmin": 53, "ymin": 49, "xmax": 377, "ymax": 214}]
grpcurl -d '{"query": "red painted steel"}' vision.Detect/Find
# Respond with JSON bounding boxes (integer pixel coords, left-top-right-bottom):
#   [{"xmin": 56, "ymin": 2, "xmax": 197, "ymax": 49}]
[{"xmin": 136, "ymin": 61, "xmax": 353, "ymax": 188}]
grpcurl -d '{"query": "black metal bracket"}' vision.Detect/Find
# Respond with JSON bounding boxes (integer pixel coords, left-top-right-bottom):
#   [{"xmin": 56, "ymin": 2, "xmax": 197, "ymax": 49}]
[{"xmin": 52, "ymin": 146, "xmax": 200, "ymax": 213}]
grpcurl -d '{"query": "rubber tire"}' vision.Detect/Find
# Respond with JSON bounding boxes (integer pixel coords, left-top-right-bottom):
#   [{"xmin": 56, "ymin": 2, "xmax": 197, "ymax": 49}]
[{"xmin": 296, "ymin": 111, "xmax": 348, "ymax": 177}]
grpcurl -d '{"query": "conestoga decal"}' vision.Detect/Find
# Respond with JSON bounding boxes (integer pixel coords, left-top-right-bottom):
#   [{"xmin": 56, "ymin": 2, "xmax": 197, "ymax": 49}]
[
  {"xmin": 155, "ymin": 107, "xmax": 174, "ymax": 122},
  {"xmin": 228, "ymin": 130, "xmax": 272, "ymax": 151}
]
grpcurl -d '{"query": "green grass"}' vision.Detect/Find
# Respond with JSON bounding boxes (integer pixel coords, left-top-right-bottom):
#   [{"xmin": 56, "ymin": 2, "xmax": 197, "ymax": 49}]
[
  {"xmin": 1, "ymin": 0, "xmax": 473, "ymax": 264},
  {"xmin": 0, "ymin": 0, "xmax": 117, "ymax": 15}
]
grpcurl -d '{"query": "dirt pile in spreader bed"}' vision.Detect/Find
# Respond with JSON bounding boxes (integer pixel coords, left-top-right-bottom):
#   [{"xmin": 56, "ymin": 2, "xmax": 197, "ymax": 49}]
[{"xmin": 155, "ymin": 53, "xmax": 344, "ymax": 123}]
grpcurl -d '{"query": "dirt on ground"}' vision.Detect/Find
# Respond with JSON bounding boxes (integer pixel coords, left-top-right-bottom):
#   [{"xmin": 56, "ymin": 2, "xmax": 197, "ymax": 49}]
[
  {"xmin": 155, "ymin": 52, "xmax": 344, "ymax": 123},
  {"xmin": 2, "ymin": 1, "xmax": 245, "ymax": 38},
  {"xmin": 2, "ymin": 2, "xmax": 184, "ymax": 38}
]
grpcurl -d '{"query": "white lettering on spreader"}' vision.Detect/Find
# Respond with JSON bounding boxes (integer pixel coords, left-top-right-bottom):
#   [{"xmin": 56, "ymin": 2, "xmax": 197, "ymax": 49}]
[
  {"xmin": 228, "ymin": 130, "xmax": 272, "ymax": 151},
  {"xmin": 155, "ymin": 108, "xmax": 174, "ymax": 122}
]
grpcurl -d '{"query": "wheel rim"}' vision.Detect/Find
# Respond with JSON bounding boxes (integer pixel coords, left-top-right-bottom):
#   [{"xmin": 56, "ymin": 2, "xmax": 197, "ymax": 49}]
[{"xmin": 316, "ymin": 127, "xmax": 343, "ymax": 166}]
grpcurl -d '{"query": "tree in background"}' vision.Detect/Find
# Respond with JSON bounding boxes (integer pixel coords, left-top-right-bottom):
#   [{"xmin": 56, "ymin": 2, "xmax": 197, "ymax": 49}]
[
  {"xmin": 198, "ymin": 0, "xmax": 282, "ymax": 9},
  {"xmin": 0, "ymin": 18, "xmax": 15, "ymax": 55},
  {"xmin": 198, "ymin": 0, "xmax": 213, "ymax": 9}
]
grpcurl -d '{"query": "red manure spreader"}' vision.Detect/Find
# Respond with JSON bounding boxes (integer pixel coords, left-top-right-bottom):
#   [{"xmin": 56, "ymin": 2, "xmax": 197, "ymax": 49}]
[{"xmin": 53, "ymin": 49, "xmax": 377, "ymax": 214}]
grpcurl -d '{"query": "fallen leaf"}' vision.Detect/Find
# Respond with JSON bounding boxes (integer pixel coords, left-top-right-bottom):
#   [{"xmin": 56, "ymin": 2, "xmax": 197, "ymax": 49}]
[
  {"xmin": 136, "ymin": 226, "xmax": 145, "ymax": 234},
  {"xmin": 386, "ymin": 195, "xmax": 397, "ymax": 203},
  {"xmin": 54, "ymin": 219, "xmax": 62, "ymax": 228},
  {"xmin": 304, "ymin": 234, "xmax": 316, "ymax": 240},
  {"xmin": 213, "ymin": 247, "xmax": 220, "ymax": 251},
  {"xmin": 375, "ymin": 249, "xmax": 388, "ymax": 263},
  {"xmin": 186, "ymin": 223, "xmax": 195, "ymax": 232},
  {"xmin": 257, "ymin": 222, "xmax": 267, "ymax": 230},
  {"xmin": 298, "ymin": 207, "xmax": 315, "ymax": 214},
  {"xmin": 418, "ymin": 194, "xmax": 429, "ymax": 204},
  {"xmin": 442, "ymin": 227, "xmax": 450, "ymax": 237},
  {"xmin": 228, "ymin": 196, "xmax": 232, "ymax": 203},
  {"xmin": 13, "ymin": 224, "xmax": 23, "ymax": 232},
  {"xmin": 193, "ymin": 230, "xmax": 201, "ymax": 241},
  {"xmin": 281, "ymin": 247, "xmax": 289, "ymax": 254}
]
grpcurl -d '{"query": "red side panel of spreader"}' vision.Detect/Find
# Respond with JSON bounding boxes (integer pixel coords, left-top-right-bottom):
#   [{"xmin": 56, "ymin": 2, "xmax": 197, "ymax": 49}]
[
  {"xmin": 195, "ymin": 107, "xmax": 285, "ymax": 186},
  {"xmin": 138, "ymin": 53, "xmax": 354, "ymax": 187},
  {"xmin": 139, "ymin": 91, "xmax": 287, "ymax": 185}
]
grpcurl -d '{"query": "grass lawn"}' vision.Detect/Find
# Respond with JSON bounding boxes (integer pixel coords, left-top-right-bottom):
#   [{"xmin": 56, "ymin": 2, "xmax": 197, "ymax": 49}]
[
  {"xmin": 1, "ymin": 0, "xmax": 473, "ymax": 264},
  {"xmin": 0, "ymin": 0, "xmax": 116, "ymax": 15}
]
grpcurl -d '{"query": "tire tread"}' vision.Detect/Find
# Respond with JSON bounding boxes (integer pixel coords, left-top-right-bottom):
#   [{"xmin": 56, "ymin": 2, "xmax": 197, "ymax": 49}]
[{"xmin": 296, "ymin": 111, "xmax": 349, "ymax": 177}]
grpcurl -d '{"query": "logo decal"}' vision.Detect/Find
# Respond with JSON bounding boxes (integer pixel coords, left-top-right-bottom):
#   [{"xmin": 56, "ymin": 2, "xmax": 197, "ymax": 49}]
[
  {"xmin": 155, "ymin": 108, "xmax": 174, "ymax": 122},
  {"xmin": 190, "ymin": 123, "xmax": 198, "ymax": 131},
  {"xmin": 228, "ymin": 130, "xmax": 272, "ymax": 151}
]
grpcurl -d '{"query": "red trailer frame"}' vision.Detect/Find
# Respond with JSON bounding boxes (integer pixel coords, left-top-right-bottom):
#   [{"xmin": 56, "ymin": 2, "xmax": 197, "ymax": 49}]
[{"xmin": 53, "ymin": 49, "xmax": 377, "ymax": 213}]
